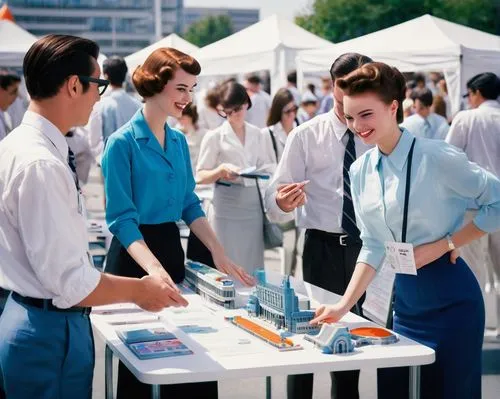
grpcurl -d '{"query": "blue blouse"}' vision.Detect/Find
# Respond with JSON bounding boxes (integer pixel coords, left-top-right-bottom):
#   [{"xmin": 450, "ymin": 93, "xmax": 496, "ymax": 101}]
[
  {"xmin": 350, "ymin": 128, "xmax": 500, "ymax": 271},
  {"xmin": 102, "ymin": 110, "xmax": 204, "ymax": 248}
]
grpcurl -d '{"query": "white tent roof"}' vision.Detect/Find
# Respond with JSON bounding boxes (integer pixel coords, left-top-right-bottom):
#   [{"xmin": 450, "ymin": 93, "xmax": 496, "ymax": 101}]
[
  {"xmin": 193, "ymin": 14, "xmax": 334, "ymax": 93},
  {"xmin": 0, "ymin": 20, "xmax": 37, "ymax": 67},
  {"xmin": 125, "ymin": 33, "xmax": 199, "ymax": 73},
  {"xmin": 297, "ymin": 14, "xmax": 500, "ymax": 114}
]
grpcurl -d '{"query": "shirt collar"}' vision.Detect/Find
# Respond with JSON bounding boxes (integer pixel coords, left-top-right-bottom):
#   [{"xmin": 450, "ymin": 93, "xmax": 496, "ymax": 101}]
[
  {"xmin": 22, "ymin": 110, "xmax": 68, "ymax": 160},
  {"xmin": 371, "ymin": 128, "xmax": 415, "ymax": 171},
  {"xmin": 328, "ymin": 110, "xmax": 349, "ymax": 141},
  {"xmin": 478, "ymin": 100, "xmax": 500, "ymax": 110},
  {"xmin": 130, "ymin": 109, "xmax": 178, "ymax": 142}
]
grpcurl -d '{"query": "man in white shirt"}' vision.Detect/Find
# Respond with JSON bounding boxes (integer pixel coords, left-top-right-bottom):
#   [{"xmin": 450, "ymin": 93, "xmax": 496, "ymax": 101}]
[
  {"xmin": 265, "ymin": 53, "xmax": 372, "ymax": 399},
  {"xmin": 287, "ymin": 70, "xmax": 302, "ymax": 106},
  {"xmin": 244, "ymin": 74, "xmax": 272, "ymax": 128},
  {"xmin": 446, "ymin": 72, "xmax": 500, "ymax": 331},
  {"xmin": 401, "ymin": 88, "xmax": 449, "ymax": 139},
  {"xmin": 0, "ymin": 72, "xmax": 21, "ymax": 141},
  {"xmin": 0, "ymin": 34, "xmax": 187, "ymax": 399},
  {"xmin": 100, "ymin": 56, "xmax": 142, "ymax": 141}
]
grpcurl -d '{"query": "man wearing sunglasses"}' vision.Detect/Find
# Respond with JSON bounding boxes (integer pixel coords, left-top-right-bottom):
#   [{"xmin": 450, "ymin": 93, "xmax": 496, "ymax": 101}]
[{"xmin": 0, "ymin": 35, "xmax": 183, "ymax": 399}]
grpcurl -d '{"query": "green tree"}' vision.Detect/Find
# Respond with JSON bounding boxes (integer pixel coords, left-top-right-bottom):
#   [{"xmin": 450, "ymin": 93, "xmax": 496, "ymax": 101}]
[
  {"xmin": 184, "ymin": 15, "xmax": 234, "ymax": 47},
  {"xmin": 295, "ymin": 0, "xmax": 499, "ymax": 43}
]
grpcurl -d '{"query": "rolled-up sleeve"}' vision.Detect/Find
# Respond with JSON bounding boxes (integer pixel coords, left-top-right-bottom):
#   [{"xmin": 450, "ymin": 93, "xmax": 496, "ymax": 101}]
[
  {"xmin": 264, "ymin": 129, "xmax": 305, "ymax": 223},
  {"xmin": 180, "ymin": 135, "xmax": 205, "ymax": 225},
  {"xmin": 434, "ymin": 144, "xmax": 500, "ymax": 233},
  {"xmin": 102, "ymin": 134, "xmax": 143, "ymax": 248},
  {"xmin": 15, "ymin": 161, "xmax": 101, "ymax": 308},
  {"xmin": 350, "ymin": 165, "xmax": 386, "ymax": 271}
]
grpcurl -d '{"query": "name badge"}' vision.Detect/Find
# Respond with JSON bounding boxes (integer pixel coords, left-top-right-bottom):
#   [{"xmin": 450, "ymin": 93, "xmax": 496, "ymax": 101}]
[{"xmin": 384, "ymin": 241, "xmax": 417, "ymax": 275}]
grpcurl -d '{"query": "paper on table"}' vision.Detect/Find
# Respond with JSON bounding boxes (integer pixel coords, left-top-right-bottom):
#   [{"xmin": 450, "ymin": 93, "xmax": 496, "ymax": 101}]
[{"xmin": 362, "ymin": 260, "xmax": 396, "ymax": 327}]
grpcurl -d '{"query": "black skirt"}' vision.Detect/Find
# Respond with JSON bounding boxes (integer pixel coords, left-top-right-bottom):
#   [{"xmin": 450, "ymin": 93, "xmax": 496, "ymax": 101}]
[
  {"xmin": 105, "ymin": 221, "xmax": 218, "ymax": 399},
  {"xmin": 106, "ymin": 222, "xmax": 185, "ymax": 282}
]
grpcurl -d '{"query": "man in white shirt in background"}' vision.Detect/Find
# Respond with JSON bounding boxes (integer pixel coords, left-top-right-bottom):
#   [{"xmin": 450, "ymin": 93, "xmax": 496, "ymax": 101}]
[
  {"xmin": 99, "ymin": 56, "xmax": 142, "ymax": 141},
  {"xmin": 401, "ymin": 87, "xmax": 449, "ymax": 140},
  {"xmin": 287, "ymin": 70, "xmax": 302, "ymax": 106},
  {"xmin": 446, "ymin": 72, "xmax": 500, "ymax": 332},
  {"xmin": 265, "ymin": 53, "xmax": 372, "ymax": 399},
  {"xmin": 0, "ymin": 34, "xmax": 187, "ymax": 399},
  {"xmin": 0, "ymin": 72, "xmax": 21, "ymax": 141},
  {"xmin": 244, "ymin": 73, "xmax": 271, "ymax": 128}
]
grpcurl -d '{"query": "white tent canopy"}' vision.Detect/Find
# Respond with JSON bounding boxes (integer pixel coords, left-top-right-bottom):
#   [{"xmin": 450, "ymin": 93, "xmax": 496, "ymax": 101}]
[
  {"xmin": 125, "ymin": 33, "xmax": 199, "ymax": 73},
  {"xmin": 297, "ymin": 14, "xmax": 500, "ymax": 114},
  {"xmin": 193, "ymin": 14, "xmax": 334, "ymax": 94},
  {"xmin": 0, "ymin": 20, "xmax": 37, "ymax": 67}
]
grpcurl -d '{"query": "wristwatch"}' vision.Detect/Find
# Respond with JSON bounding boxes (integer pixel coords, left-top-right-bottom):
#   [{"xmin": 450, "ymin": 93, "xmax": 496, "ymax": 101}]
[{"xmin": 446, "ymin": 234, "xmax": 456, "ymax": 251}]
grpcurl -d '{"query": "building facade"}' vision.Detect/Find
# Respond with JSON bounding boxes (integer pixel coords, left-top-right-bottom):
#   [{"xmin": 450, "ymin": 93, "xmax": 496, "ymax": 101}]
[
  {"xmin": 8, "ymin": 0, "xmax": 184, "ymax": 56},
  {"xmin": 183, "ymin": 7, "xmax": 258, "ymax": 33},
  {"xmin": 246, "ymin": 269, "xmax": 320, "ymax": 334}
]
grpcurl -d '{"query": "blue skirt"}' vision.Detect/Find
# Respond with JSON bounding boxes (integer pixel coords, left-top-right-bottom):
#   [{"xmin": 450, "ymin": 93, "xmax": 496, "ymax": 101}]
[{"xmin": 378, "ymin": 254, "xmax": 484, "ymax": 399}]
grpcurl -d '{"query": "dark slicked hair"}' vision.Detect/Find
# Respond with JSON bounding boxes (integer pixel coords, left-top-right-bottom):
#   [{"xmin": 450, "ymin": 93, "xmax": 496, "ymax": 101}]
[
  {"xmin": 467, "ymin": 72, "xmax": 500, "ymax": 100},
  {"xmin": 103, "ymin": 56, "xmax": 128, "ymax": 87},
  {"xmin": 0, "ymin": 72, "xmax": 21, "ymax": 90},
  {"xmin": 411, "ymin": 88, "xmax": 433, "ymax": 108},
  {"xmin": 329, "ymin": 53, "xmax": 373, "ymax": 83},
  {"xmin": 23, "ymin": 34, "xmax": 99, "ymax": 100}
]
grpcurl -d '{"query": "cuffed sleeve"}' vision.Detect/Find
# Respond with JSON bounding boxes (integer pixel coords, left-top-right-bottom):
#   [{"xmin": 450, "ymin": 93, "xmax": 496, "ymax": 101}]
[
  {"xmin": 434, "ymin": 143, "xmax": 500, "ymax": 234},
  {"xmin": 180, "ymin": 135, "xmax": 205, "ymax": 225},
  {"xmin": 102, "ymin": 134, "xmax": 143, "ymax": 248},
  {"xmin": 264, "ymin": 129, "xmax": 306, "ymax": 223},
  {"xmin": 15, "ymin": 161, "xmax": 101, "ymax": 308}
]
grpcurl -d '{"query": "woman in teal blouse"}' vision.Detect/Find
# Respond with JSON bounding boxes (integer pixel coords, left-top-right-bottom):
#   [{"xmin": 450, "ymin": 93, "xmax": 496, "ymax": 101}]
[
  {"xmin": 102, "ymin": 47, "xmax": 253, "ymax": 399},
  {"xmin": 311, "ymin": 62, "xmax": 500, "ymax": 398}
]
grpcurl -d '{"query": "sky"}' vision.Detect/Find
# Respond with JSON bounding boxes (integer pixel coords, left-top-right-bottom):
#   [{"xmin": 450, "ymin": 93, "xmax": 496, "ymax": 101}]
[{"xmin": 184, "ymin": 0, "xmax": 313, "ymax": 21}]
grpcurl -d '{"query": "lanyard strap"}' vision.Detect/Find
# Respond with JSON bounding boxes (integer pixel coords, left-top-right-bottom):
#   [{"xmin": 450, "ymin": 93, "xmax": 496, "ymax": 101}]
[{"xmin": 401, "ymin": 138, "xmax": 416, "ymax": 243}]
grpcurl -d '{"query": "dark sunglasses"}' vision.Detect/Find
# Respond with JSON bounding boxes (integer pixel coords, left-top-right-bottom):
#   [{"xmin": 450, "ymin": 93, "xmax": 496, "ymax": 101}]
[
  {"xmin": 283, "ymin": 105, "xmax": 299, "ymax": 115},
  {"xmin": 78, "ymin": 75, "xmax": 109, "ymax": 96},
  {"xmin": 217, "ymin": 103, "xmax": 247, "ymax": 118}
]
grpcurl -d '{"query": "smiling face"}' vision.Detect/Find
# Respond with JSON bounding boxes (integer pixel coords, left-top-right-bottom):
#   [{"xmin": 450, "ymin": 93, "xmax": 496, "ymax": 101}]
[
  {"xmin": 153, "ymin": 68, "xmax": 197, "ymax": 118},
  {"xmin": 343, "ymin": 91, "xmax": 398, "ymax": 146}
]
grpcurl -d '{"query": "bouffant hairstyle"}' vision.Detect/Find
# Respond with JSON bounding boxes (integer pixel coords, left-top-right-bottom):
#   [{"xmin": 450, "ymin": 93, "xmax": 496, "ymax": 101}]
[
  {"xmin": 218, "ymin": 81, "xmax": 252, "ymax": 110},
  {"xmin": 132, "ymin": 47, "xmax": 201, "ymax": 98},
  {"xmin": 267, "ymin": 88, "xmax": 295, "ymax": 127},
  {"xmin": 336, "ymin": 62, "xmax": 406, "ymax": 123}
]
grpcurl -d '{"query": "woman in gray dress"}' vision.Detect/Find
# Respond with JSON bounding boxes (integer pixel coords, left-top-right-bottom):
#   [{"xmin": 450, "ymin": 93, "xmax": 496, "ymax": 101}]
[{"xmin": 196, "ymin": 82, "xmax": 276, "ymax": 276}]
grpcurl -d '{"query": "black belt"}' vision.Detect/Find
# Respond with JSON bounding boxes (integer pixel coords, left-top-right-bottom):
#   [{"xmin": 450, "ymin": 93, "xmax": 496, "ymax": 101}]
[
  {"xmin": 306, "ymin": 229, "xmax": 362, "ymax": 247},
  {"xmin": 12, "ymin": 292, "xmax": 91, "ymax": 315}
]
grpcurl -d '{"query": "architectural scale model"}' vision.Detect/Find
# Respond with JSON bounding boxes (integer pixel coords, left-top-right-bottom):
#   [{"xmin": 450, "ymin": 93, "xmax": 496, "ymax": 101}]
[
  {"xmin": 184, "ymin": 261, "xmax": 236, "ymax": 308},
  {"xmin": 349, "ymin": 327, "xmax": 399, "ymax": 347},
  {"xmin": 225, "ymin": 316, "xmax": 302, "ymax": 351},
  {"xmin": 304, "ymin": 323, "xmax": 354, "ymax": 354},
  {"xmin": 246, "ymin": 269, "xmax": 320, "ymax": 334}
]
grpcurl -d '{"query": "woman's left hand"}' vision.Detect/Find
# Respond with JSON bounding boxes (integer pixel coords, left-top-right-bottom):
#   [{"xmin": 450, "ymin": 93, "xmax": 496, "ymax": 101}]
[
  {"xmin": 414, "ymin": 239, "xmax": 460, "ymax": 269},
  {"xmin": 212, "ymin": 249, "xmax": 256, "ymax": 287}
]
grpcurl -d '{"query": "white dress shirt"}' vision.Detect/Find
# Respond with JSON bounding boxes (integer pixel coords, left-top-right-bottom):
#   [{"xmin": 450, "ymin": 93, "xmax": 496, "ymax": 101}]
[
  {"xmin": 445, "ymin": 100, "xmax": 500, "ymax": 177},
  {"xmin": 264, "ymin": 111, "xmax": 371, "ymax": 232},
  {"xmin": 245, "ymin": 90, "xmax": 272, "ymax": 128},
  {"xmin": 197, "ymin": 121, "xmax": 275, "ymax": 186},
  {"xmin": 401, "ymin": 112, "xmax": 449, "ymax": 140},
  {"xmin": 0, "ymin": 110, "xmax": 11, "ymax": 141},
  {"xmin": 0, "ymin": 111, "xmax": 101, "ymax": 308}
]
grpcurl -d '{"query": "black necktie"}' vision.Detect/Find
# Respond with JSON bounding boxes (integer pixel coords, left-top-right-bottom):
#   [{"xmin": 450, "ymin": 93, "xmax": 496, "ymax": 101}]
[
  {"xmin": 67, "ymin": 147, "xmax": 80, "ymax": 191},
  {"xmin": 342, "ymin": 130, "xmax": 360, "ymax": 239}
]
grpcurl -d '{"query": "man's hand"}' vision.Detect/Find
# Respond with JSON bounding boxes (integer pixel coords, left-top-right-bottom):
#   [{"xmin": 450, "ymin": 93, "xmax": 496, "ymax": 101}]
[
  {"xmin": 276, "ymin": 181, "xmax": 308, "ymax": 213},
  {"xmin": 134, "ymin": 274, "xmax": 188, "ymax": 312}
]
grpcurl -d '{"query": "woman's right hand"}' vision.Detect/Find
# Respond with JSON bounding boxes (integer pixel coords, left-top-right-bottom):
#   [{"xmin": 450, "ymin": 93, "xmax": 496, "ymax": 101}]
[{"xmin": 217, "ymin": 163, "xmax": 240, "ymax": 181}]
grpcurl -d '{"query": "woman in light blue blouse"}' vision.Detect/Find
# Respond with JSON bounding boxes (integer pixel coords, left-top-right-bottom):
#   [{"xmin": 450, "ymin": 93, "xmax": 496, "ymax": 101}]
[
  {"xmin": 102, "ymin": 47, "xmax": 253, "ymax": 399},
  {"xmin": 311, "ymin": 62, "xmax": 500, "ymax": 399}
]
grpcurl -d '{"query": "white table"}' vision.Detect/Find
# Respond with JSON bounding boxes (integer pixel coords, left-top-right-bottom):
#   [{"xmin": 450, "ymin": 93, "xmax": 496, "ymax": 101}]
[{"xmin": 91, "ymin": 274, "xmax": 434, "ymax": 399}]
